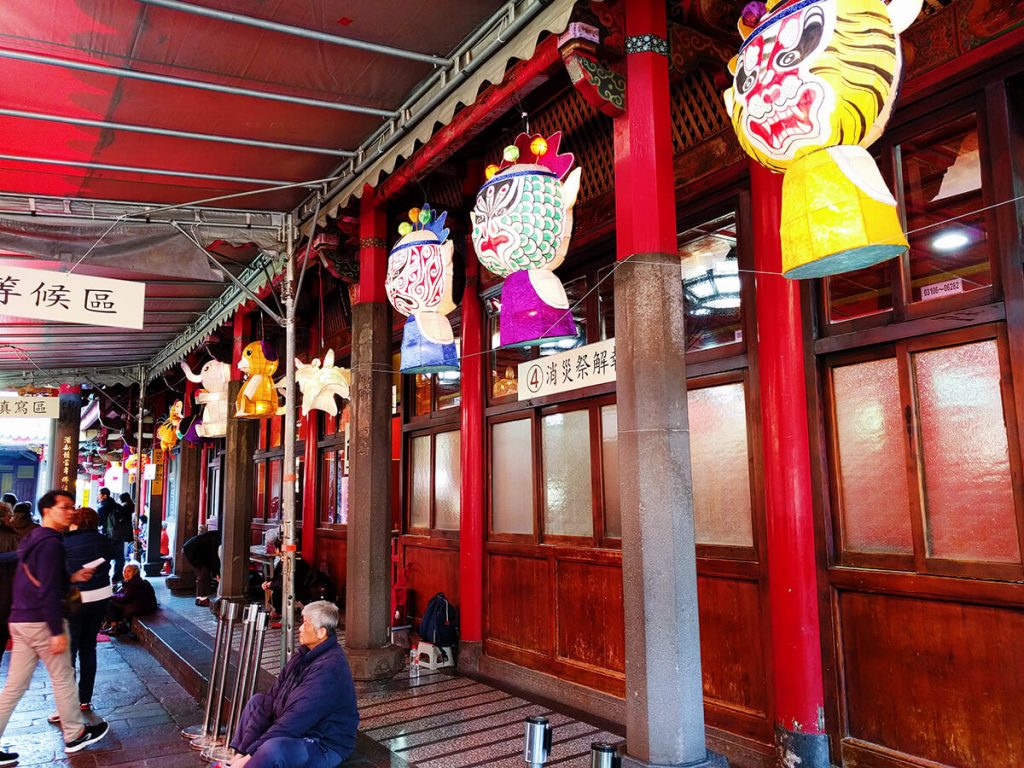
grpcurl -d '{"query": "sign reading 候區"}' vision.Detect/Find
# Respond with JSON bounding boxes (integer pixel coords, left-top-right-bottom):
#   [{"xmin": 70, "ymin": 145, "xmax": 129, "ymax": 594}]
[
  {"xmin": 0, "ymin": 396, "xmax": 59, "ymax": 418},
  {"xmin": 518, "ymin": 338, "xmax": 616, "ymax": 401},
  {"xmin": 0, "ymin": 264, "xmax": 145, "ymax": 329}
]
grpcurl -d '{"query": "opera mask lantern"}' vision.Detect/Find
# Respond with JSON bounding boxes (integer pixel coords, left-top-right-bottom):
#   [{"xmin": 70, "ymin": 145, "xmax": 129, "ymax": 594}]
[
  {"xmin": 471, "ymin": 132, "xmax": 582, "ymax": 347},
  {"xmin": 235, "ymin": 341, "xmax": 282, "ymax": 419},
  {"xmin": 725, "ymin": 0, "xmax": 922, "ymax": 278},
  {"xmin": 385, "ymin": 205, "xmax": 460, "ymax": 373}
]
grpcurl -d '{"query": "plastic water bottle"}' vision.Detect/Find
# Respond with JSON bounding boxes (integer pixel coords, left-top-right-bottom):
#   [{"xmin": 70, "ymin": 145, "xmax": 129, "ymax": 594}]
[{"xmin": 410, "ymin": 647, "xmax": 419, "ymax": 676}]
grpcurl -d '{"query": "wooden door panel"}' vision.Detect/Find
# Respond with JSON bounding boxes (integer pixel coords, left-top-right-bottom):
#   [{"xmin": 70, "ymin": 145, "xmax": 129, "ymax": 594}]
[
  {"xmin": 555, "ymin": 559, "xmax": 625, "ymax": 673},
  {"xmin": 839, "ymin": 590, "xmax": 1024, "ymax": 767},
  {"xmin": 403, "ymin": 541, "xmax": 460, "ymax": 623},
  {"xmin": 487, "ymin": 553, "xmax": 552, "ymax": 655},
  {"xmin": 697, "ymin": 575, "xmax": 771, "ymax": 725}
]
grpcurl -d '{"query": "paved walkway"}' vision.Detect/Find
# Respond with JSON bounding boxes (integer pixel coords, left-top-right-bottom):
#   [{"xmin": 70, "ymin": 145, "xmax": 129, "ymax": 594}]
[
  {"xmin": 0, "ymin": 633, "xmax": 203, "ymax": 767},
  {"xmin": 148, "ymin": 580, "xmax": 625, "ymax": 767},
  {"xmin": 0, "ymin": 578, "xmax": 624, "ymax": 767}
]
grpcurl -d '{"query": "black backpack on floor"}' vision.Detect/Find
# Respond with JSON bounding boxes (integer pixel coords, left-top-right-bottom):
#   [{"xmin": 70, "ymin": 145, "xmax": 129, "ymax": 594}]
[{"xmin": 418, "ymin": 592, "xmax": 458, "ymax": 647}]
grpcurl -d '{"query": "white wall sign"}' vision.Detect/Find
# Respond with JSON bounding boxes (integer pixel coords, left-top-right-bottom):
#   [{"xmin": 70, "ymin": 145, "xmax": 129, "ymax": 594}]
[
  {"xmin": 921, "ymin": 277, "xmax": 964, "ymax": 302},
  {"xmin": 0, "ymin": 396, "xmax": 59, "ymax": 418},
  {"xmin": 518, "ymin": 338, "xmax": 616, "ymax": 401},
  {"xmin": 0, "ymin": 264, "xmax": 145, "ymax": 329}
]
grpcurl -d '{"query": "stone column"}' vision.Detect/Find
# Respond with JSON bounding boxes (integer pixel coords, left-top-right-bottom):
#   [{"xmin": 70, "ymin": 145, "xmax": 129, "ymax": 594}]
[
  {"xmin": 220, "ymin": 312, "xmax": 257, "ymax": 601},
  {"xmin": 613, "ymin": 0, "xmax": 724, "ymax": 765},
  {"xmin": 166, "ymin": 438, "xmax": 202, "ymax": 590},
  {"xmin": 344, "ymin": 185, "xmax": 405, "ymax": 679}
]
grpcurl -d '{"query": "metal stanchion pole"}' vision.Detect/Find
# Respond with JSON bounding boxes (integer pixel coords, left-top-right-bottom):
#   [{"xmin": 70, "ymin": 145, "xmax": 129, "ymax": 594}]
[
  {"xmin": 192, "ymin": 600, "xmax": 240, "ymax": 751},
  {"xmin": 181, "ymin": 599, "xmax": 229, "ymax": 739},
  {"xmin": 207, "ymin": 603, "xmax": 259, "ymax": 763},
  {"xmin": 244, "ymin": 610, "xmax": 270, "ymax": 700}
]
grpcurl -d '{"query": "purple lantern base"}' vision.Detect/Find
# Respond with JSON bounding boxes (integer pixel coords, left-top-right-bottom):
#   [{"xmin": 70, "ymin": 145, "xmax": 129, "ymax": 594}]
[{"xmin": 499, "ymin": 270, "xmax": 577, "ymax": 348}]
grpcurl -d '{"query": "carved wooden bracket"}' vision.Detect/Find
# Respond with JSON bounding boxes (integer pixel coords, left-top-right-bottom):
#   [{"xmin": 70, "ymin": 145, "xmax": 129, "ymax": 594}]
[{"xmin": 559, "ymin": 23, "xmax": 626, "ymax": 117}]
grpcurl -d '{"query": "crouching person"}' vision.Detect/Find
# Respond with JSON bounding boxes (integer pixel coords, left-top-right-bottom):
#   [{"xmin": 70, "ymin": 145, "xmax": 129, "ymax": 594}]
[
  {"xmin": 226, "ymin": 601, "xmax": 357, "ymax": 768},
  {"xmin": 101, "ymin": 562, "xmax": 157, "ymax": 635}
]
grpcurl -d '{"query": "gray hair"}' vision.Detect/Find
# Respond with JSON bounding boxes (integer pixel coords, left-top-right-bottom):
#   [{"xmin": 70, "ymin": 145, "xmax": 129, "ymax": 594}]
[{"xmin": 301, "ymin": 600, "xmax": 339, "ymax": 635}]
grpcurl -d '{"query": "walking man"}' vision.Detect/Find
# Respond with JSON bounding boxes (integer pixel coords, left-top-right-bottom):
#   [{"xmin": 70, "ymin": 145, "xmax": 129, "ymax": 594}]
[{"xmin": 0, "ymin": 490, "xmax": 110, "ymax": 765}]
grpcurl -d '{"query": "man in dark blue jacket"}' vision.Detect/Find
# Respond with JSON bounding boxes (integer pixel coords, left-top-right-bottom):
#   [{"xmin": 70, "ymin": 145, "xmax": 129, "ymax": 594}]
[
  {"xmin": 0, "ymin": 490, "xmax": 110, "ymax": 765},
  {"xmin": 227, "ymin": 601, "xmax": 358, "ymax": 768}
]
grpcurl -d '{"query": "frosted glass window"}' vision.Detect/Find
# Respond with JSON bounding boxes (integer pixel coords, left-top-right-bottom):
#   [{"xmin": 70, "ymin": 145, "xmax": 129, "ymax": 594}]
[
  {"xmin": 409, "ymin": 436, "xmax": 431, "ymax": 529},
  {"xmin": 833, "ymin": 359, "xmax": 914, "ymax": 554},
  {"xmin": 688, "ymin": 384, "xmax": 753, "ymax": 547},
  {"xmin": 491, "ymin": 419, "xmax": 534, "ymax": 534},
  {"xmin": 601, "ymin": 405, "xmax": 621, "ymax": 538},
  {"xmin": 542, "ymin": 411, "xmax": 594, "ymax": 537},
  {"xmin": 914, "ymin": 341, "xmax": 1019, "ymax": 563},
  {"xmin": 434, "ymin": 431, "xmax": 462, "ymax": 530}
]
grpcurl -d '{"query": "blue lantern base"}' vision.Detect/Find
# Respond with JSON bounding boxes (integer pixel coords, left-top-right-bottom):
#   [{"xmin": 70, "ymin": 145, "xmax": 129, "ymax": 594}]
[{"xmin": 400, "ymin": 315, "xmax": 459, "ymax": 374}]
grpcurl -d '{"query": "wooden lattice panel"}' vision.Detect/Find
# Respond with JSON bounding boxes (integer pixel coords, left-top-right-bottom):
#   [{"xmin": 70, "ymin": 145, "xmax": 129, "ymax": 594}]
[
  {"xmin": 670, "ymin": 67, "xmax": 730, "ymax": 156},
  {"xmin": 481, "ymin": 86, "xmax": 615, "ymax": 206}
]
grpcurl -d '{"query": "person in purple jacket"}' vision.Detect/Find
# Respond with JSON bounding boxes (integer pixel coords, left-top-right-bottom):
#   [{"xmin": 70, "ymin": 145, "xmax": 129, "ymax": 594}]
[
  {"xmin": 0, "ymin": 490, "xmax": 110, "ymax": 766},
  {"xmin": 225, "ymin": 601, "xmax": 358, "ymax": 768}
]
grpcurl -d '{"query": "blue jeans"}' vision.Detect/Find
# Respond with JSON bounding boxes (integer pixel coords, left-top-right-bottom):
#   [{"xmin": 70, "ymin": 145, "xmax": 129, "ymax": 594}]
[{"xmin": 247, "ymin": 736, "xmax": 340, "ymax": 768}]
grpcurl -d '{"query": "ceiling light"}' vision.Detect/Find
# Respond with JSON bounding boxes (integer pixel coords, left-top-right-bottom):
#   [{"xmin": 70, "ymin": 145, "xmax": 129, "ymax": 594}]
[{"xmin": 932, "ymin": 231, "xmax": 969, "ymax": 251}]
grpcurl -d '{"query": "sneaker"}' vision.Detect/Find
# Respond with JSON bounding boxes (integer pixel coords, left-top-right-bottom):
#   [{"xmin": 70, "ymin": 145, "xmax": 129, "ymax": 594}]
[
  {"xmin": 195, "ymin": 597, "xmax": 210, "ymax": 607},
  {"xmin": 80, "ymin": 703, "xmax": 91, "ymax": 713},
  {"xmin": 0, "ymin": 750, "xmax": 18, "ymax": 766},
  {"xmin": 47, "ymin": 710, "xmax": 61, "ymax": 724},
  {"xmin": 64, "ymin": 720, "xmax": 109, "ymax": 753}
]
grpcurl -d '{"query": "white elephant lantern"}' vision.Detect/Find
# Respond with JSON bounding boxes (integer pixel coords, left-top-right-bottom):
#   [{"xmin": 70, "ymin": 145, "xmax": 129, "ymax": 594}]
[{"xmin": 180, "ymin": 358, "xmax": 231, "ymax": 438}]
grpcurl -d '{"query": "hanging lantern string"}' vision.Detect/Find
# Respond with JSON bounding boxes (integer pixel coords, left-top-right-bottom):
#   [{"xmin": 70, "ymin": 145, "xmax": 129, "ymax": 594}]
[{"xmin": 344, "ymin": 188, "xmax": 1024, "ymax": 376}]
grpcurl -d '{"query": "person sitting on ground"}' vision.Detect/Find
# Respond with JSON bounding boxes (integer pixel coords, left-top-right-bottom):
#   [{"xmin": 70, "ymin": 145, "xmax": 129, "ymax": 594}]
[
  {"xmin": 226, "ymin": 601, "xmax": 357, "ymax": 768},
  {"xmin": 182, "ymin": 527, "xmax": 221, "ymax": 606},
  {"xmin": 100, "ymin": 562, "xmax": 157, "ymax": 636}
]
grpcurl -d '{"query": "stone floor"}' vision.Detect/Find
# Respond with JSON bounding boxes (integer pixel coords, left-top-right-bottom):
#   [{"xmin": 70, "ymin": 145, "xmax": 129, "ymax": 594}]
[
  {"xmin": 0, "ymin": 634, "xmax": 205, "ymax": 767},
  {"xmin": 0, "ymin": 577, "xmax": 624, "ymax": 767}
]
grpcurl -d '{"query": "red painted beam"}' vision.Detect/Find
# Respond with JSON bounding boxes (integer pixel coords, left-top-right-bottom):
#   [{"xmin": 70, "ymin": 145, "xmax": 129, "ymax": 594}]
[
  {"xmin": 377, "ymin": 36, "xmax": 562, "ymax": 203},
  {"xmin": 458, "ymin": 243, "xmax": 484, "ymax": 643},
  {"xmin": 356, "ymin": 185, "xmax": 388, "ymax": 305},
  {"xmin": 751, "ymin": 162, "xmax": 827, "ymax": 739}
]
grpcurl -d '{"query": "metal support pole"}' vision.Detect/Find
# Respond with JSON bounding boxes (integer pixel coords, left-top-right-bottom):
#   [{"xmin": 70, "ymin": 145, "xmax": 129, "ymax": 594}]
[
  {"xmin": 280, "ymin": 215, "xmax": 298, "ymax": 668},
  {"xmin": 193, "ymin": 601, "xmax": 240, "ymax": 750},
  {"xmin": 246, "ymin": 610, "xmax": 270, "ymax": 699},
  {"xmin": 209, "ymin": 604, "xmax": 259, "ymax": 763},
  {"xmin": 181, "ymin": 599, "xmax": 230, "ymax": 740},
  {"xmin": 133, "ymin": 365, "xmax": 146, "ymax": 563}
]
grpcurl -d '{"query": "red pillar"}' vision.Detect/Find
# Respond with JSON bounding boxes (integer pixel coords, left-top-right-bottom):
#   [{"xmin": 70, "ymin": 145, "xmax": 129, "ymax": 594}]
[
  {"xmin": 458, "ymin": 244, "xmax": 484, "ymax": 650},
  {"xmin": 301, "ymin": 327, "xmax": 319, "ymax": 563},
  {"xmin": 613, "ymin": 2, "xmax": 721, "ymax": 766},
  {"xmin": 750, "ymin": 162, "xmax": 830, "ymax": 767}
]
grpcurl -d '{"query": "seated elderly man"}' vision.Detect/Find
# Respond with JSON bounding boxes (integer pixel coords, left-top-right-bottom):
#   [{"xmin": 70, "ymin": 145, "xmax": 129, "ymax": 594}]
[{"xmin": 226, "ymin": 601, "xmax": 358, "ymax": 768}]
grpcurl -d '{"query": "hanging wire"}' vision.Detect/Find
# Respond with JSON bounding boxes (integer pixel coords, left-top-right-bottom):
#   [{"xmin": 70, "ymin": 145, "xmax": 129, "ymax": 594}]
[{"xmin": 340, "ymin": 188, "xmax": 1024, "ymax": 377}]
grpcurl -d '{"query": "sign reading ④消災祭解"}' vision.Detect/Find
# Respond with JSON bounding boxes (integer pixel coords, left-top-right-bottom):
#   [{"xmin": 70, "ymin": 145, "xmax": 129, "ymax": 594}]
[
  {"xmin": 518, "ymin": 338, "xmax": 616, "ymax": 401},
  {"xmin": 0, "ymin": 264, "xmax": 145, "ymax": 329}
]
